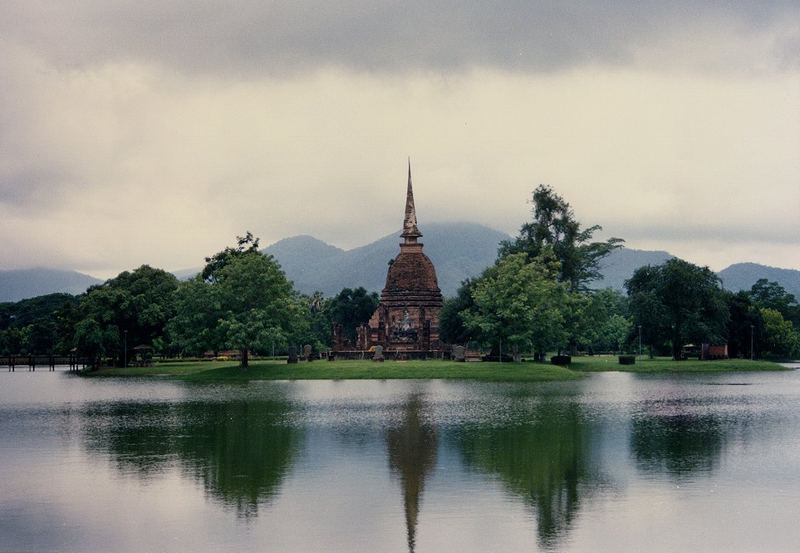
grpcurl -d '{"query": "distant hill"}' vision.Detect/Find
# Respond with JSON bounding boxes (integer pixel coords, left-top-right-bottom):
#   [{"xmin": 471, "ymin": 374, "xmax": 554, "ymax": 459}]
[
  {"xmin": 592, "ymin": 248, "xmax": 674, "ymax": 291},
  {"xmin": 719, "ymin": 263, "xmax": 800, "ymax": 299},
  {"xmin": 264, "ymin": 222, "xmax": 510, "ymax": 297},
  {"xmin": 0, "ymin": 268, "xmax": 102, "ymax": 302}
]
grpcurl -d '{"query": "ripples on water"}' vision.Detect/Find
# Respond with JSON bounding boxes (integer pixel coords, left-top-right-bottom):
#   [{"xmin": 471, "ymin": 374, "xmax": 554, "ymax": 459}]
[{"xmin": 1, "ymin": 369, "xmax": 800, "ymax": 552}]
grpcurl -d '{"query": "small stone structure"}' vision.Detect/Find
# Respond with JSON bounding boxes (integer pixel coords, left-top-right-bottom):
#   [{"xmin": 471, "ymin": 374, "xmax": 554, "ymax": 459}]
[
  {"xmin": 303, "ymin": 344, "xmax": 313, "ymax": 361},
  {"xmin": 287, "ymin": 345, "xmax": 298, "ymax": 364},
  {"xmin": 452, "ymin": 345, "xmax": 466, "ymax": 362},
  {"xmin": 373, "ymin": 345, "xmax": 384, "ymax": 362}
]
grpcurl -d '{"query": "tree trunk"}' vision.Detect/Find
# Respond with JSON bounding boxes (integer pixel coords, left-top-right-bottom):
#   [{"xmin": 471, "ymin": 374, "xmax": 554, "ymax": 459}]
[{"xmin": 240, "ymin": 348, "xmax": 249, "ymax": 369}]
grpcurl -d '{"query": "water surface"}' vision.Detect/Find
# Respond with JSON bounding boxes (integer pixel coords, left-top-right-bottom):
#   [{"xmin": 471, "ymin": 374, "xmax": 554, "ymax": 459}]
[{"xmin": 1, "ymin": 369, "xmax": 799, "ymax": 552}]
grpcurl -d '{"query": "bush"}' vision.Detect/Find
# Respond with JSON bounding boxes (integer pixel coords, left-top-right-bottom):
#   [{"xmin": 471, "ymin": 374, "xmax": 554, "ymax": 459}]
[
  {"xmin": 619, "ymin": 355, "xmax": 636, "ymax": 365},
  {"xmin": 551, "ymin": 355, "xmax": 571, "ymax": 366}
]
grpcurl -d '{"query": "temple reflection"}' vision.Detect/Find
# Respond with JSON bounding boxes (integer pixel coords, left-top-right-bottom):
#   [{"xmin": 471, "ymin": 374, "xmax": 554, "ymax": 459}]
[
  {"xmin": 81, "ymin": 397, "xmax": 302, "ymax": 518},
  {"xmin": 457, "ymin": 400, "xmax": 599, "ymax": 549},
  {"xmin": 385, "ymin": 393, "xmax": 438, "ymax": 553}
]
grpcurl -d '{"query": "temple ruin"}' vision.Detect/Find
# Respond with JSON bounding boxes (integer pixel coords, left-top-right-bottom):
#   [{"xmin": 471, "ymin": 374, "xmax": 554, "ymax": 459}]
[{"xmin": 333, "ymin": 163, "xmax": 444, "ymax": 359}]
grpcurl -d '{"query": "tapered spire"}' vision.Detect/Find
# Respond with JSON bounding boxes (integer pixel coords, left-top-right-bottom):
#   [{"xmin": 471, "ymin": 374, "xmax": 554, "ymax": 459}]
[{"xmin": 402, "ymin": 158, "xmax": 422, "ymax": 242}]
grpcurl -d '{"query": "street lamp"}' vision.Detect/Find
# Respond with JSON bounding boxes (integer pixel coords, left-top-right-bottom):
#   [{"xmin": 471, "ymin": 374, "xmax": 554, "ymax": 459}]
[
  {"xmin": 123, "ymin": 330, "xmax": 128, "ymax": 368},
  {"xmin": 750, "ymin": 324, "xmax": 754, "ymax": 361}
]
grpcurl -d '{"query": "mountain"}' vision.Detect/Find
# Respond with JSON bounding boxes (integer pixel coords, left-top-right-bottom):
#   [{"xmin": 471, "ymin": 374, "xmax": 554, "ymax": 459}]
[
  {"xmin": 719, "ymin": 263, "xmax": 800, "ymax": 299},
  {"xmin": 264, "ymin": 222, "xmax": 510, "ymax": 297},
  {"xmin": 592, "ymin": 248, "xmax": 674, "ymax": 291},
  {"xmin": 0, "ymin": 268, "xmax": 102, "ymax": 302}
]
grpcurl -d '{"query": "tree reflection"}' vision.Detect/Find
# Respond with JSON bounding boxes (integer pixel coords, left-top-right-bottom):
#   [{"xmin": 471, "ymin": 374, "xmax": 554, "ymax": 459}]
[
  {"xmin": 457, "ymin": 401, "xmax": 596, "ymax": 549},
  {"xmin": 631, "ymin": 409, "xmax": 723, "ymax": 477},
  {"xmin": 82, "ymin": 397, "xmax": 302, "ymax": 518},
  {"xmin": 385, "ymin": 393, "xmax": 437, "ymax": 553}
]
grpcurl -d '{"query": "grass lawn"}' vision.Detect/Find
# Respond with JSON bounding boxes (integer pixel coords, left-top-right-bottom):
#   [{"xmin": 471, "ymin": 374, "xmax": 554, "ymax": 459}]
[
  {"xmin": 82, "ymin": 355, "xmax": 790, "ymax": 382},
  {"xmin": 568, "ymin": 355, "xmax": 787, "ymax": 373}
]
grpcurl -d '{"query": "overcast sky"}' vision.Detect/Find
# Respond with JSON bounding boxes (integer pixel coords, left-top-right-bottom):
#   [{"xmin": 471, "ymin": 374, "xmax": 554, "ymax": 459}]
[{"xmin": 1, "ymin": 1, "xmax": 798, "ymax": 278}]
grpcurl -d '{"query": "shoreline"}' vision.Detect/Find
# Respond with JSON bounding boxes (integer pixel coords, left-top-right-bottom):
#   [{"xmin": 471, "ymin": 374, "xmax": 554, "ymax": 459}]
[{"xmin": 80, "ymin": 356, "xmax": 791, "ymax": 382}]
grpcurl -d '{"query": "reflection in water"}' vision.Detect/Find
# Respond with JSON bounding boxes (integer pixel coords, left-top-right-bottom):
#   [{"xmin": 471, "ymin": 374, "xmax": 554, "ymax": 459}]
[
  {"xmin": 82, "ymin": 397, "xmax": 301, "ymax": 518},
  {"xmin": 457, "ymin": 400, "xmax": 597, "ymax": 549},
  {"xmin": 386, "ymin": 394, "xmax": 437, "ymax": 553},
  {"xmin": 631, "ymin": 409, "xmax": 723, "ymax": 477}
]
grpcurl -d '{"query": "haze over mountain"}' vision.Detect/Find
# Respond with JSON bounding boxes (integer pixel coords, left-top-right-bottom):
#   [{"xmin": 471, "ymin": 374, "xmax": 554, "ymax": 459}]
[
  {"xmin": 2, "ymin": 222, "xmax": 798, "ymax": 301},
  {"xmin": 0, "ymin": 269, "xmax": 102, "ymax": 303},
  {"xmin": 264, "ymin": 222, "xmax": 510, "ymax": 297}
]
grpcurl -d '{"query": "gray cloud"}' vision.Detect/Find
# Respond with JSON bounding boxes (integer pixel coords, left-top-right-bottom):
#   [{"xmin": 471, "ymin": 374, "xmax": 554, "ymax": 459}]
[{"xmin": 2, "ymin": 1, "xmax": 798, "ymax": 74}]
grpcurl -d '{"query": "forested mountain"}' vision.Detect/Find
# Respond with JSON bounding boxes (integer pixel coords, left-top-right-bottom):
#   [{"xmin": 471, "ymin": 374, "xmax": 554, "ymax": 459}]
[
  {"xmin": 0, "ymin": 269, "xmax": 101, "ymax": 302},
  {"xmin": 3, "ymin": 226, "xmax": 798, "ymax": 301},
  {"xmin": 719, "ymin": 263, "xmax": 800, "ymax": 299},
  {"xmin": 263, "ymin": 222, "xmax": 510, "ymax": 297}
]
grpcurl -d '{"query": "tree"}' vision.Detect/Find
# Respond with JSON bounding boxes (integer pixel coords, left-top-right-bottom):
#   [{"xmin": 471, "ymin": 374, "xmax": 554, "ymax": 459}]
[
  {"xmin": 626, "ymin": 259, "xmax": 729, "ymax": 360},
  {"xmin": 76, "ymin": 266, "xmax": 178, "ymax": 366},
  {"xmin": 463, "ymin": 253, "xmax": 569, "ymax": 361},
  {"xmin": 759, "ymin": 308, "xmax": 799, "ymax": 359},
  {"xmin": 439, "ymin": 278, "xmax": 477, "ymax": 345},
  {"xmin": 725, "ymin": 290, "xmax": 762, "ymax": 358},
  {"xmin": 169, "ymin": 241, "xmax": 304, "ymax": 368},
  {"xmin": 499, "ymin": 185, "xmax": 623, "ymax": 291},
  {"xmin": 748, "ymin": 279, "xmax": 799, "ymax": 326},
  {"xmin": 328, "ymin": 287, "xmax": 379, "ymax": 343},
  {"xmin": 202, "ymin": 231, "xmax": 260, "ymax": 283},
  {"xmin": 570, "ymin": 288, "xmax": 632, "ymax": 353}
]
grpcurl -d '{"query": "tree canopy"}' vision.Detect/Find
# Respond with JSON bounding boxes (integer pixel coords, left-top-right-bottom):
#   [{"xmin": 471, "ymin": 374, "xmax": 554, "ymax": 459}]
[
  {"xmin": 462, "ymin": 252, "xmax": 569, "ymax": 360},
  {"xmin": 75, "ymin": 265, "xmax": 178, "ymax": 366},
  {"xmin": 169, "ymin": 237, "xmax": 304, "ymax": 367},
  {"xmin": 626, "ymin": 259, "xmax": 729, "ymax": 359},
  {"xmin": 499, "ymin": 185, "xmax": 623, "ymax": 291}
]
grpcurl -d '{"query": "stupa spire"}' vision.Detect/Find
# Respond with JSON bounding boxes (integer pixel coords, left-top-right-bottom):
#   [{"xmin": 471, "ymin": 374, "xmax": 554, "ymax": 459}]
[{"xmin": 402, "ymin": 158, "xmax": 422, "ymax": 242}]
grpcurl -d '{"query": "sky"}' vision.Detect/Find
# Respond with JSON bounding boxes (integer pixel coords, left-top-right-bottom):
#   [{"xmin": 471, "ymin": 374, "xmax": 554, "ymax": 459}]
[{"xmin": 1, "ymin": 1, "xmax": 798, "ymax": 278}]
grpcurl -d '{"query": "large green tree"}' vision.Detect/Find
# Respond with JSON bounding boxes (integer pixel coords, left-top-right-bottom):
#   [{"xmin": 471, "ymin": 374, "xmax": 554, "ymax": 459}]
[
  {"xmin": 498, "ymin": 185, "xmax": 623, "ymax": 291},
  {"xmin": 748, "ymin": 279, "xmax": 799, "ymax": 326},
  {"xmin": 759, "ymin": 308, "xmax": 799, "ymax": 359},
  {"xmin": 626, "ymin": 259, "xmax": 729, "ymax": 359},
  {"xmin": 75, "ymin": 265, "xmax": 178, "ymax": 366},
  {"xmin": 462, "ymin": 253, "xmax": 569, "ymax": 361},
  {"xmin": 0, "ymin": 293, "xmax": 79, "ymax": 355},
  {"xmin": 169, "ymin": 240, "xmax": 304, "ymax": 368},
  {"xmin": 328, "ymin": 287, "xmax": 379, "ymax": 343}
]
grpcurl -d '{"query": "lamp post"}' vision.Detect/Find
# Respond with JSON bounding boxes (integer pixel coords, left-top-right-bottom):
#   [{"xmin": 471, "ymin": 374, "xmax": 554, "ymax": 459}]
[
  {"xmin": 123, "ymin": 330, "xmax": 128, "ymax": 368},
  {"xmin": 750, "ymin": 324, "xmax": 754, "ymax": 361}
]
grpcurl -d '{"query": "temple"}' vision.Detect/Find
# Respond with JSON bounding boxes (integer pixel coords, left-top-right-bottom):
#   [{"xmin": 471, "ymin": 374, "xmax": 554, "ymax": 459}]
[{"xmin": 333, "ymin": 162, "xmax": 444, "ymax": 359}]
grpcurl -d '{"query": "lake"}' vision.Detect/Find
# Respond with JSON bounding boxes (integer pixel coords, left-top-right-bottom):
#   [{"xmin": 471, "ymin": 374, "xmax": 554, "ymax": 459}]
[{"xmin": 1, "ymin": 368, "xmax": 799, "ymax": 552}]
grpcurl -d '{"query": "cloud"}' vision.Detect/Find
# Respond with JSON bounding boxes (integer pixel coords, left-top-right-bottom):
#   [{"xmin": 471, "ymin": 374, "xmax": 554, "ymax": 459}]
[
  {"xmin": 1, "ymin": 1, "xmax": 798, "ymax": 75},
  {"xmin": 0, "ymin": 3, "xmax": 798, "ymax": 276}
]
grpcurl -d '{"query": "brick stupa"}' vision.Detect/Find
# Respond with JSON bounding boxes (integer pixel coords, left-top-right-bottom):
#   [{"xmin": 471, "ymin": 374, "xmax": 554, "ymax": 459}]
[{"xmin": 335, "ymin": 162, "xmax": 444, "ymax": 358}]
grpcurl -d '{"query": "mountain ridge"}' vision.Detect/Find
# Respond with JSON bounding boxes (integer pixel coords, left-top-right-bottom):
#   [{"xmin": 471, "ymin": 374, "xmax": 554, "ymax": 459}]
[
  {"xmin": 0, "ymin": 268, "xmax": 102, "ymax": 303},
  {"xmin": 2, "ymin": 223, "xmax": 798, "ymax": 301}
]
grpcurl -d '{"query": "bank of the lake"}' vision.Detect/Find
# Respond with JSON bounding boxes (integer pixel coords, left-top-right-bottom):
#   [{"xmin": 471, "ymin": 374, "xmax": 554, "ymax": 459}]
[{"xmin": 82, "ymin": 356, "xmax": 788, "ymax": 382}]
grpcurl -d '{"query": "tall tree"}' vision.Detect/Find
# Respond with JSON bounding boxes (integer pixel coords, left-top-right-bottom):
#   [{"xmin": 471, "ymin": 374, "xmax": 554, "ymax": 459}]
[
  {"xmin": 76, "ymin": 265, "xmax": 178, "ymax": 366},
  {"xmin": 748, "ymin": 279, "xmax": 799, "ymax": 326},
  {"xmin": 439, "ymin": 278, "xmax": 477, "ymax": 345},
  {"xmin": 499, "ymin": 185, "xmax": 623, "ymax": 291},
  {"xmin": 463, "ymin": 253, "xmax": 569, "ymax": 361},
  {"xmin": 626, "ymin": 259, "xmax": 729, "ymax": 359},
  {"xmin": 201, "ymin": 231, "xmax": 260, "ymax": 283},
  {"xmin": 328, "ymin": 287, "xmax": 379, "ymax": 342},
  {"xmin": 169, "ymin": 238, "xmax": 304, "ymax": 368},
  {"xmin": 759, "ymin": 308, "xmax": 799, "ymax": 359}
]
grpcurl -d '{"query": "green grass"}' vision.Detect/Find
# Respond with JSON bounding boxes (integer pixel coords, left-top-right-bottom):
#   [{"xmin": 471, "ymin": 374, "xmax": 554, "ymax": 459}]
[
  {"xmin": 568, "ymin": 355, "xmax": 787, "ymax": 373},
  {"xmin": 86, "ymin": 359, "xmax": 582, "ymax": 382},
  {"xmin": 82, "ymin": 355, "xmax": 790, "ymax": 382}
]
